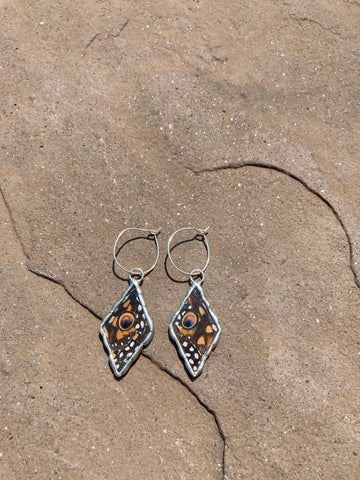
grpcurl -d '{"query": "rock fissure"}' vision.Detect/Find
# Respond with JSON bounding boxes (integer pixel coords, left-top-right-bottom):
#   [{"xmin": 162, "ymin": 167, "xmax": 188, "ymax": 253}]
[
  {"xmin": 0, "ymin": 186, "xmax": 30, "ymax": 262},
  {"xmin": 83, "ymin": 19, "xmax": 129, "ymax": 51},
  {"xmin": 142, "ymin": 352, "xmax": 227, "ymax": 480},
  {"xmin": 27, "ymin": 265, "xmax": 100, "ymax": 319},
  {"xmin": 84, "ymin": 32, "xmax": 100, "ymax": 49},
  {"xmin": 186, "ymin": 162, "xmax": 358, "ymax": 289},
  {"xmin": 27, "ymin": 265, "xmax": 226, "ymax": 479},
  {"xmin": 1, "ymin": 186, "xmax": 226, "ymax": 477},
  {"xmin": 288, "ymin": 12, "xmax": 347, "ymax": 38}
]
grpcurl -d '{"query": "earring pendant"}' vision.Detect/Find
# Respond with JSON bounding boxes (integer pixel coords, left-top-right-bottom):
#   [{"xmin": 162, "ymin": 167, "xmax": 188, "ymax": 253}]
[
  {"xmin": 167, "ymin": 226, "xmax": 221, "ymax": 378},
  {"xmin": 169, "ymin": 280, "xmax": 221, "ymax": 378},
  {"xmin": 99, "ymin": 227, "xmax": 161, "ymax": 378},
  {"xmin": 100, "ymin": 278, "xmax": 154, "ymax": 378}
]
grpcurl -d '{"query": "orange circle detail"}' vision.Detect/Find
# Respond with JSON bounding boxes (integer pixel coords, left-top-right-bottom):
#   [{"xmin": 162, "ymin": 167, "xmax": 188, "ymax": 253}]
[
  {"xmin": 182, "ymin": 312, "xmax": 198, "ymax": 329},
  {"xmin": 119, "ymin": 312, "xmax": 135, "ymax": 330}
]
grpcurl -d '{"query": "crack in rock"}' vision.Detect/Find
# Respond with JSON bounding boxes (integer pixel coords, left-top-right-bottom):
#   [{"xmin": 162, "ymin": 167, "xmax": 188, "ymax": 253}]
[
  {"xmin": 288, "ymin": 11, "xmax": 345, "ymax": 37},
  {"xmin": 83, "ymin": 19, "xmax": 129, "ymax": 51},
  {"xmin": 142, "ymin": 352, "xmax": 227, "ymax": 480},
  {"xmin": 28, "ymin": 265, "xmax": 100, "ymax": 319},
  {"xmin": 188, "ymin": 162, "xmax": 359, "ymax": 289},
  {"xmin": 85, "ymin": 32, "xmax": 100, "ymax": 49},
  {"xmin": 1, "ymin": 183, "xmax": 224, "ymax": 477},
  {"xmin": 0, "ymin": 186, "xmax": 30, "ymax": 262},
  {"xmin": 27, "ymin": 264, "xmax": 226, "ymax": 479},
  {"xmin": 136, "ymin": 72, "xmax": 360, "ymax": 288}
]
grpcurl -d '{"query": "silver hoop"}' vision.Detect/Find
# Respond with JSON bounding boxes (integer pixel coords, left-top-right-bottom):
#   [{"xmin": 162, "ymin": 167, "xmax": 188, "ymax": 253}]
[
  {"xmin": 113, "ymin": 227, "xmax": 161, "ymax": 280},
  {"xmin": 167, "ymin": 227, "xmax": 210, "ymax": 284}
]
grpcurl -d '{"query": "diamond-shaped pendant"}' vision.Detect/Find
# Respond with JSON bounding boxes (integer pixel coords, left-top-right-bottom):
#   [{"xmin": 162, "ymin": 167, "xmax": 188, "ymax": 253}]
[
  {"xmin": 100, "ymin": 279, "xmax": 154, "ymax": 378},
  {"xmin": 169, "ymin": 282, "xmax": 221, "ymax": 378}
]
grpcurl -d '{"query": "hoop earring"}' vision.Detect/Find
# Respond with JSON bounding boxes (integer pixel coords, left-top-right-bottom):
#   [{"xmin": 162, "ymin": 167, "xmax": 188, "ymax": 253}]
[
  {"xmin": 99, "ymin": 227, "xmax": 161, "ymax": 378},
  {"xmin": 168, "ymin": 227, "xmax": 221, "ymax": 378}
]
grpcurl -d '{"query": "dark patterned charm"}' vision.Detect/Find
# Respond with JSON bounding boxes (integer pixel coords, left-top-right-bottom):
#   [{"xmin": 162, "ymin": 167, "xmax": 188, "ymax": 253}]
[
  {"xmin": 169, "ymin": 283, "xmax": 221, "ymax": 378},
  {"xmin": 100, "ymin": 280, "xmax": 153, "ymax": 378}
]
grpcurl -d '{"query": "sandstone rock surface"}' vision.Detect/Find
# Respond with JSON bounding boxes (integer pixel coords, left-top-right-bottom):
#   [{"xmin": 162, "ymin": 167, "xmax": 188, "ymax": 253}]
[{"xmin": 1, "ymin": 1, "xmax": 360, "ymax": 478}]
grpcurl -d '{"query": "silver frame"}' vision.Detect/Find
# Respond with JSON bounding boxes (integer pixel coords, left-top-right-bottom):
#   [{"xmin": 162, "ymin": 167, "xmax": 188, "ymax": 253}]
[
  {"xmin": 169, "ymin": 282, "xmax": 221, "ymax": 378},
  {"xmin": 99, "ymin": 279, "xmax": 154, "ymax": 378}
]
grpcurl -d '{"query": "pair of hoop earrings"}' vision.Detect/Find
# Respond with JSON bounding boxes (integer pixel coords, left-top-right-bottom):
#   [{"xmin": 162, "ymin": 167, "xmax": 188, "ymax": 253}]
[{"xmin": 99, "ymin": 227, "xmax": 221, "ymax": 379}]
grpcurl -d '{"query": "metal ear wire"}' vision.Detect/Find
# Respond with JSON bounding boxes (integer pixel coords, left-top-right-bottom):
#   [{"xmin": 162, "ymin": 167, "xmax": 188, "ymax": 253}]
[
  {"xmin": 113, "ymin": 227, "xmax": 162, "ymax": 281},
  {"xmin": 167, "ymin": 226, "xmax": 210, "ymax": 284}
]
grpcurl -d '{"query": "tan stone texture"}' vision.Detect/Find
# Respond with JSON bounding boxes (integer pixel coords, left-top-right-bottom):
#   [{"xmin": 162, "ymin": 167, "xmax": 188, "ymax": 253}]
[{"xmin": 1, "ymin": 1, "xmax": 360, "ymax": 479}]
